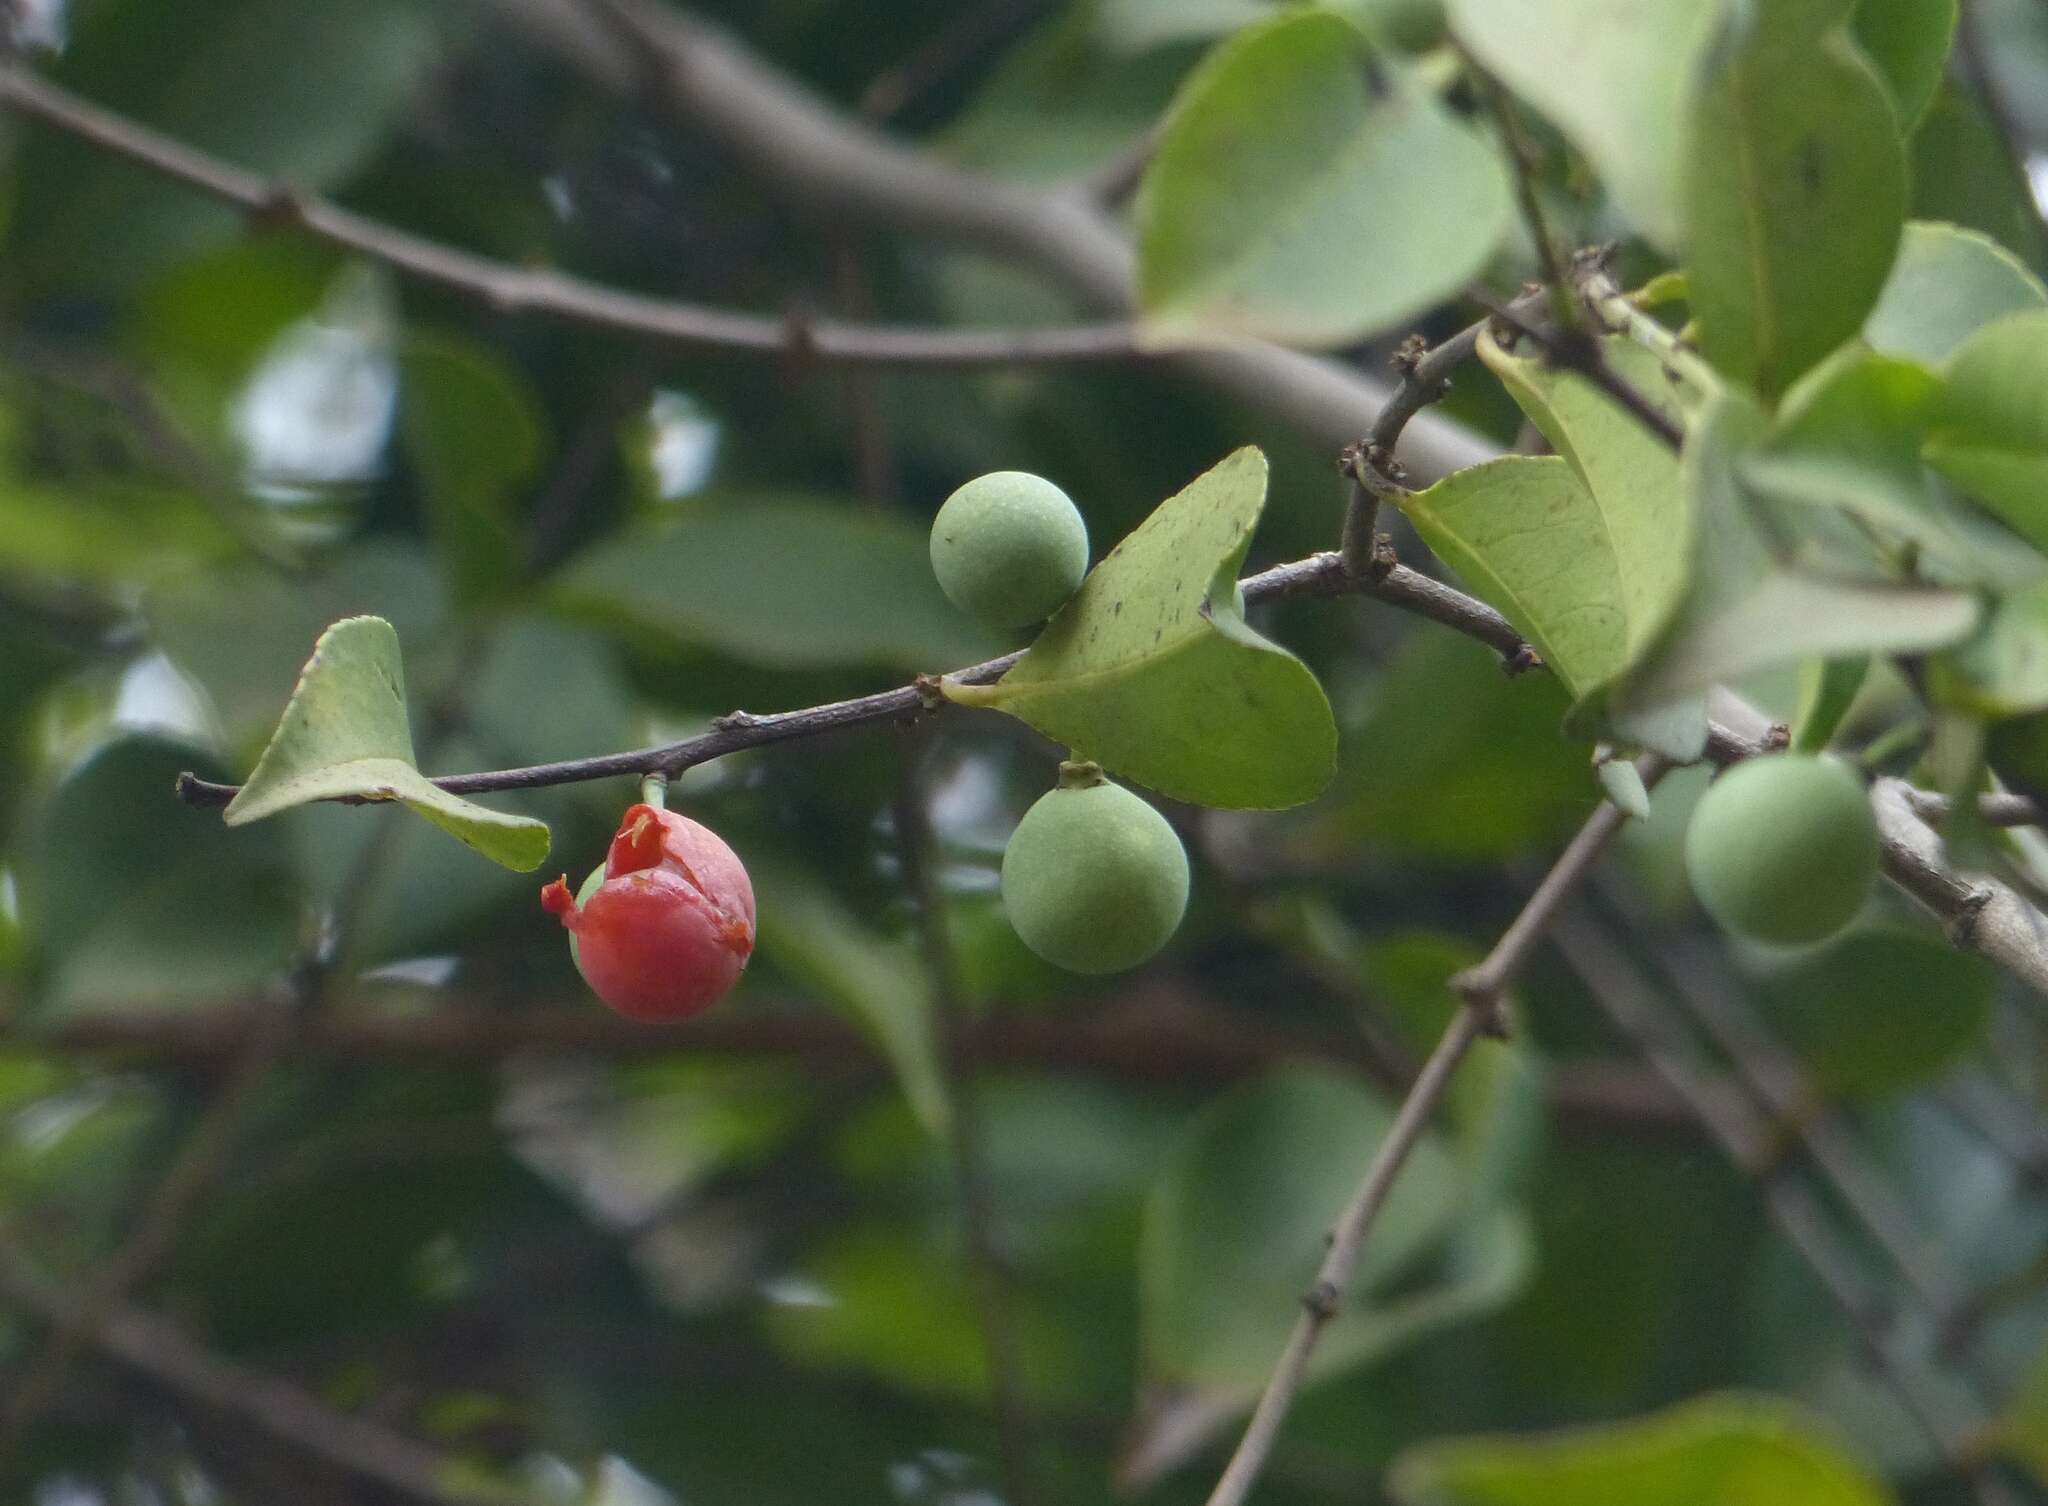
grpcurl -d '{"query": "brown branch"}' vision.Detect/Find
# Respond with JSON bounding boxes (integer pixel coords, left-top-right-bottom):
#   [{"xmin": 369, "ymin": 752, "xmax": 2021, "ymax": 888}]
[
  {"xmin": 1200, "ymin": 758, "xmax": 1668, "ymax": 1506},
  {"xmin": 0, "ymin": 62, "xmax": 1142, "ymax": 370},
  {"xmin": 0, "ymin": 1234, "xmax": 508, "ymax": 1506},
  {"xmin": 175, "ymin": 551, "xmax": 1534, "ymax": 809},
  {"xmin": 1480, "ymin": 290, "xmax": 1684, "ymax": 451}
]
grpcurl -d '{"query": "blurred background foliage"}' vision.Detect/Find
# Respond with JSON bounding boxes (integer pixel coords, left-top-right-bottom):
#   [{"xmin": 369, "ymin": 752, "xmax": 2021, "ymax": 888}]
[{"xmin": 4, "ymin": 1, "xmax": 2048, "ymax": 1504}]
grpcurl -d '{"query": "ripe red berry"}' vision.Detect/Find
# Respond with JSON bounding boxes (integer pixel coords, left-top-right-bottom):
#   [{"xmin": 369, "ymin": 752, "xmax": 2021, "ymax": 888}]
[{"xmin": 540, "ymin": 803, "xmax": 756, "ymax": 1021}]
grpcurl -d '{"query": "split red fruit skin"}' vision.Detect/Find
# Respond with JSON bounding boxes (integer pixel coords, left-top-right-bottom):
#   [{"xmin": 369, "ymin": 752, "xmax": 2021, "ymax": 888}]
[{"xmin": 541, "ymin": 803, "xmax": 756, "ymax": 1022}]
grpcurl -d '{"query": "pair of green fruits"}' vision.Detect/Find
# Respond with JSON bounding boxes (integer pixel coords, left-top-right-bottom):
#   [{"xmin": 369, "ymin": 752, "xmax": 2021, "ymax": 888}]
[{"xmin": 931, "ymin": 472, "xmax": 1188, "ymax": 975}]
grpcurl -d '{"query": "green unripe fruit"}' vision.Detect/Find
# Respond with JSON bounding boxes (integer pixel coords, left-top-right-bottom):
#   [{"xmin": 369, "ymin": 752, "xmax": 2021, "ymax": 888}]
[
  {"xmin": 1683, "ymin": 753, "xmax": 1878, "ymax": 945},
  {"xmin": 930, "ymin": 470, "xmax": 1089, "ymax": 630},
  {"xmin": 1001, "ymin": 762, "xmax": 1189, "ymax": 974}
]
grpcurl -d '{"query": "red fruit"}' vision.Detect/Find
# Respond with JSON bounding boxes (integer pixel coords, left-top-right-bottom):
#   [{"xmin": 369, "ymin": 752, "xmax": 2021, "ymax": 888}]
[{"xmin": 540, "ymin": 803, "xmax": 756, "ymax": 1021}]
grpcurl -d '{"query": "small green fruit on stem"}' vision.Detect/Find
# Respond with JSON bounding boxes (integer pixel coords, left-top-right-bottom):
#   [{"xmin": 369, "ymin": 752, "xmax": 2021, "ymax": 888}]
[
  {"xmin": 1683, "ymin": 753, "xmax": 1879, "ymax": 946},
  {"xmin": 1001, "ymin": 761, "xmax": 1189, "ymax": 973},
  {"xmin": 930, "ymin": 470, "xmax": 1090, "ymax": 630}
]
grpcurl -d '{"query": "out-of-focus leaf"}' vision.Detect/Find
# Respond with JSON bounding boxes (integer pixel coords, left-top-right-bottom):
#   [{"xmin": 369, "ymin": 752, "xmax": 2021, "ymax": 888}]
[
  {"xmin": 1851, "ymin": 0, "xmax": 1956, "ymax": 130},
  {"xmin": 1448, "ymin": 0, "xmax": 1718, "ymax": 251},
  {"xmin": 1681, "ymin": 10, "xmax": 1907, "ymax": 398},
  {"xmin": 1609, "ymin": 394, "xmax": 1978, "ymax": 712},
  {"xmin": 1911, "ymin": 86, "xmax": 2048, "ymax": 271},
  {"xmin": 1099, "ymin": 0, "xmax": 1445, "ymax": 54},
  {"xmin": 749, "ymin": 865, "xmax": 947, "ymax": 1135},
  {"xmin": 397, "ymin": 335, "xmax": 546, "ymax": 609},
  {"xmin": 1995, "ymin": 1340, "xmax": 2048, "ymax": 1488},
  {"xmin": 1390, "ymin": 1392, "xmax": 1893, "ymax": 1505},
  {"xmin": 4, "ymin": 0, "xmax": 445, "ymax": 294},
  {"xmin": 945, "ymin": 447, "xmax": 1335, "ymax": 809},
  {"xmin": 225, "ymin": 616, "xmax": 550, "ymax": 871},
  {"xmin": 1309, "ymin": 629, "xmax": 1592, "ymax": 864},
  {"xmin": 23, "ymin": 734, "xmax": 298, "ymax": 1013},
  {"xmin": 0, "ymin": 479, "xmax": 240, "ymax": 589},
  {"xmin": 1865, "ymin": 222, "xmax": 2048, "ymax": 365},
  {"xmin": 1764, "ymin": 928, "xmax": 1993, "ymax": 1099},
  {"xmin": 552, "ymin": 495, "xmax": 996, "ymax": 673},
  {"xmin": 1931, "ymin": 581, "xmax": 2048, "ymax": 717},
  {"xmin": 1790, "ymin": 658, "xmax": 1871, "ymax": 753},
  {"xmin": 1138, "ymin": 1066, "xmax": 1459, "ymax": 1392},
  {"xmin": 1926, "ymin": 310, "xmax": 2048, "ymax": 553},
  {"xmin": 1134, "ymin": 11, "xmax": 1509, "ymax": 346}
]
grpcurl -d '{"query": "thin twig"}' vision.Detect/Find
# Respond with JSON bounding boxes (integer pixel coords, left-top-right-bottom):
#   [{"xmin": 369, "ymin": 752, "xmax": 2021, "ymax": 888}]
[
  {"xmin": 1201, "ymin": 761, "xmax": 1666, "ymax": 1506},
  {"xmin": 1480, "ymin": 293, "xmax": 1684, "ymax": 450},
  {"xmin": 0, "ymin": 63, "xmax": 1142, "ymax": 370},
  {"xmin": 895, "ymin": 734, "xmax": 1041, "ymax": 1506},
  {"xmin": 0, "ymin": 1235, "xmax": 509, "ymax": 1506},
  {"xmin": 174, "ymin": 550, "xmax": 1534, "ymax": 809}
]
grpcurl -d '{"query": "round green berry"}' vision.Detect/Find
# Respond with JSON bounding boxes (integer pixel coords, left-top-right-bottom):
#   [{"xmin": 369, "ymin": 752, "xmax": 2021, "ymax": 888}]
[
  {"xmin": 930, "ymin": 471, "xmax": 1089, "ymax": 630},
  {"xmin": 1683, "ymin": 753, "xmax": 1878, "ymax": 945},
  {"xmin": 1001, "ymin": 763, "xmax": 1189, "ymax": 974}
]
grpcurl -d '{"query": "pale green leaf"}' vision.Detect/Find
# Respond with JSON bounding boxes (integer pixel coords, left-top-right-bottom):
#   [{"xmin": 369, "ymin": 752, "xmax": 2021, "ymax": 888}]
[
  {"xmin": 1926, "ymin": 309, "xmax": 2048, "ymax": 553},
  {"xmin": 1397, "ymin": 457, "xmax": 1626, "ymax": 698},
  {"xmin": 552, "ymin": 495, "xmax": 998, "ymax": 673},
  {"xmin": 1613, "ymin": 395, "xmax": 1979, "ymax": 710},
  {"xmin": 1865, "ymin": 222, "xmax": 2048, "ymax": 364},
  {"xmin": 1790, "ymin": 656, "xmax": 1871, "ymax": 753},
  {"xmin": 1391, "ymin": 1392, "xmax": 1893, "ymax": 1506},
  {"xmin": 1930, "ymin": 580, "xmax": 2048, "ymax": 717},
  {"xmin": 223, "ymin": 616, "xmax": 550, "ymax": 872},
  {"xmin": 1597, "ymin": 757, "xmax": 1652, "ymax": 820},
  {"xmin": 1448, "ymin": 0, "xmax": 1719, "ymax": 251},
  {"xmin": 944, "ymin": 448, "xmax": 1333, "ymax": 808},
  {"xmin": 1681, "ymin": 17, "xmax": 1908, "ymax": 398},
  {"xmin": 1135, "ymin": 11, "xmax": 1509, "ymax": 345}
]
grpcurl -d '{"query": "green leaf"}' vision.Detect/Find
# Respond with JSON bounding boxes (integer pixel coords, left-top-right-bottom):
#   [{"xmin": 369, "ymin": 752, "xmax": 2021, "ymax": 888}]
[
  {"xmin": 1790, "ymin": 657, "xmax": 1870, "ymax": 753},
  {"xmin": 944, "ymin": 448, "xmax": 1335, "ymax": 809},
  {"xmin": 1681, "ymin": 15, "xmax": 1908, "ymax": 399},
  {"xmin": 1865, "ymin": 222, "xmax": 2048, "ymax": 364},
  {"xmin": 1911, "ymin": 86, "xmax": 2048, "ymax": 272},
  {"xmin": 1476, "ymin": 330, "xmax": 1694, "ymax": 675},
  {"xmin": 1926, "ymin": 310, "xmax": 2048, "ymax": 554},
  {"xmin": 748, "ymin": 867, "xmax": 948, "ymax": 1135},
  {"xmin": 1447, "ymin": 0, "xmax": 1719, "ymax": 251},
  {"xmin": 24, "ymin": 735, "xmax": 299, "ymax": 1014},
  {"xmin": 1852, "ymin": 0, "xmax": 1956, "ymax": 130},
  {"xmin": 1995, "ymin": 1340, "xmax": 2048, "ymax": 1487},
  {"xmin": 1134, "ymin": 11, "xmax": 1509, "ymax": 346},
  {"xmin": 1308, "ymin": 628, "xmax": 1593, "ymax": 863},
  {"xmin": 1929, "ymin": 581, "xmax": 2048, "ymax": 717},
  {"xmin": 1139, "ymin": 1066, "xmax": 1460, "ymax": 1391},
  {"xmin": 1610, "ymin": 394, "xmax": 1979, "ymax": 712},
  {"xmin": 0, "ymin": 479, "xmax": 242, "ymax": 590},
  {"xmin": 223, "ymin": 616, "xmax": 550, "ymax": 872},
  {"xmin": 1764, "ymin": 928, "xmax": 1992, "ymax": 1100},
  {"xmin": 1398, "ymin": 457, "xmax": 1625, "ymax": 698},
  {"xmin": 1391, "ymin": 1393, "xmax": 1893, "ymax": 1506},
  {"xmin": 398, "ymin": 335, "xmax": 547, "ymax": 609},
  {"xmin": 551, "ymin": 495, "xmax": 997, "ymax": 673}
]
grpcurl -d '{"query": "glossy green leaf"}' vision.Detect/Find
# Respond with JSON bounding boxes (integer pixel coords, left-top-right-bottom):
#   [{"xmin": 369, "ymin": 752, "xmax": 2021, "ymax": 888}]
[
  {"xmin": 1681, "ymin": 15, "xmax": 1908, "ymax": 398},
  {"xmin": 1764, "ymin": 928, "xmax": 1993, "ymax": 1099},
  {"xmin": 1398, "ymin": 457, "xmax": 1624, "ymax": 698},
  {"xmin": 1135, "ymin": 11, "xmax": 1509, "ymax": 346},
  {"xmin": 552, "ymin": 495, "xmax": 997, "ymax": 673},
  {"xmin": 1926, "ymin": 310, "xmax": 2048, "ymax": 553},
  {"xmin": 398, "ymin": 335, "xmax": 546, "ymax": 609},
  {"xmin": 25, "ymin": 735, "xmax": 299, "ymax": 1014},
  {"xmin": 224, "ymin": 616, "xmax": 550, "ymax": 871},
  {"xmin": 1611, "ymin": 395, "xmax": 1978, "ymax": 711},
  {"xmin": 1391, "ymin": 1392, "xmax": 1892, "ymax": 1505},
  {"xmin": 749, "ymin": 866, "xmax": 948, "ymax": 1135},
  {"xmin": 1852, "ymin": 0, "xmax": 1956, "ymax": 130},
  {"xmin": 1477, "ymin": 330, "xmax": 1694, "ymax": 675},
  {"xmin": 1448, "ymin": 0, "xmax": 1718, "ymax": 251},
  {"xmin": 1865, "ymin": 222, "xmax": 2048, "ymax": 364},
  {"xmin": 1140, "ymin": 1066, "xmax": 1459, "ymax": 1391},
  {"xmin": 945, "ymin": 448, "xmax": 1335, "ymax": 809}
]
